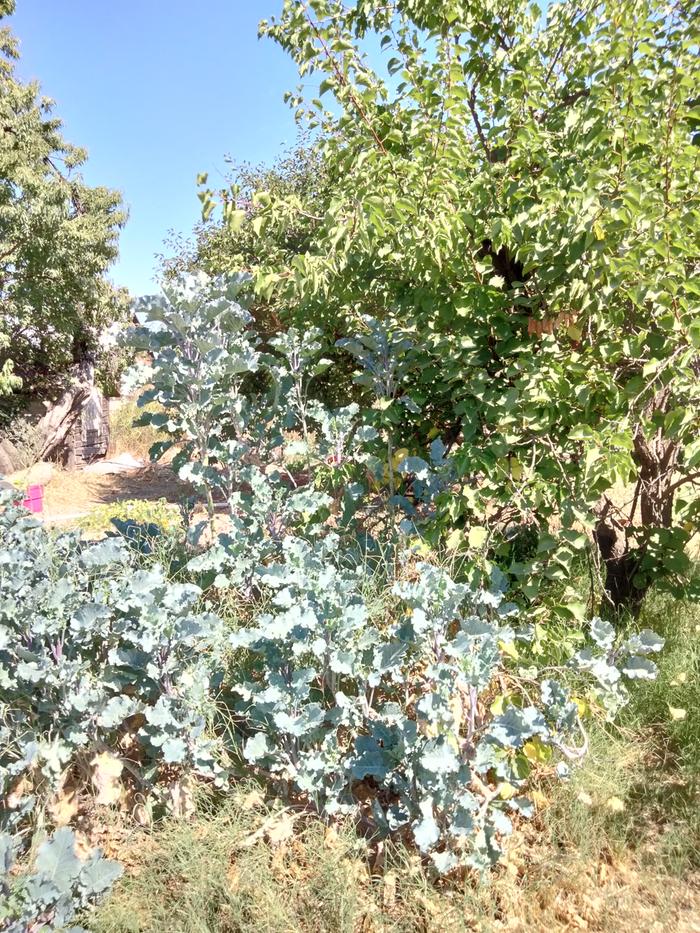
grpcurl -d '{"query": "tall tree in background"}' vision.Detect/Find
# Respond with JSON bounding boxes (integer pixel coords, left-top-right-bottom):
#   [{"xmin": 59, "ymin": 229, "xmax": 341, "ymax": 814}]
[
  {"xmin": 162, "ymin": 141, "xmax": 365, "ymax": 402},
  {"xmin": 163, "ymin": 140, "xmax": 328, "ymax": 338},
  {"xmin": 0, "ymin": 0, "xmax": 127, "ymax": 403}
]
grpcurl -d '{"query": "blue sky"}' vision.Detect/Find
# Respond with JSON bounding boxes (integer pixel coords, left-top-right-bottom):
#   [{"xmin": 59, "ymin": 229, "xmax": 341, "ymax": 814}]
[{"xmin": 8, "ymin": 1, "xmax": 301, "ymax": 297}]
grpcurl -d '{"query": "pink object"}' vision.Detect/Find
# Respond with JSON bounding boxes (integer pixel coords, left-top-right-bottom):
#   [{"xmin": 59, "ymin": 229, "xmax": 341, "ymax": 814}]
[{"xmin": 22, "ymin": 484, "xmax": 44, "ymax": 514}]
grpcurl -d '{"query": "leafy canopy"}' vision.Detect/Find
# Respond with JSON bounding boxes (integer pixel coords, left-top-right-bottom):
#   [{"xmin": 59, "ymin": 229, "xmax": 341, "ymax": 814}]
[{"xmin": 201, "ymin": 0, "xmax": 700, "ymax": 608}]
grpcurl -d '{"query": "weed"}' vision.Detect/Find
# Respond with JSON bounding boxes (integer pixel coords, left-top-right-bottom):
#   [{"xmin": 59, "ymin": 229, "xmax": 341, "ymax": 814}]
[
  {"xmin": 108, "ymin": 400, "xmax": 166, "ymax": 461},
  {"xmin": 78, "ymin": 497, "xmax": 184, "ymax": 537},
  {"xmin": 0, "ymin": 413, "xmax": 44, "ymax": 471}
]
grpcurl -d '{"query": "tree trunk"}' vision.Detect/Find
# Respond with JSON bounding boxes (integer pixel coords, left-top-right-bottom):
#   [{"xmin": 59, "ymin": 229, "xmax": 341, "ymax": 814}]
[
  {"xmin": 592, "ymin": 511, "xmax": 645, "ymax": 616},
  {"xmin": 632, "ymin": 425, "xmax": 678, "ymax": 528},
  {"xmin": 593, "ymin": 409, "xmax": 680, "ymax": 616},
  {"xmin": 36, "ymin": 360, "xmax": 94, "ymax": 460}
]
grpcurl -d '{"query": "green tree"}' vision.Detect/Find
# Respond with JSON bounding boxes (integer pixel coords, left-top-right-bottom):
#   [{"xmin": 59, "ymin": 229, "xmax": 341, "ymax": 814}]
[
  {"xmin": 161, "ymin": 140, "xmax": 327, "ymax": 338},
  {"xmin": 163, "ymin": 140, "xmax": 361, "ymax": 402},
  {"xmin": 206, "ymin": 0, "xmax": 700, "ymax": 612},
  {"xmin": 0, "ymin": 1, "xmax": 127, "ymax": 402}
]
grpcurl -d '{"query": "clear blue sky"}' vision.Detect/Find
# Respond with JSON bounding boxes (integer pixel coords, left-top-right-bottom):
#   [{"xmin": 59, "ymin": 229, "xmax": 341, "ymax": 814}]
[{"xmin": 8, "ymin": 1, "xmax": 301, "ymax": 297}]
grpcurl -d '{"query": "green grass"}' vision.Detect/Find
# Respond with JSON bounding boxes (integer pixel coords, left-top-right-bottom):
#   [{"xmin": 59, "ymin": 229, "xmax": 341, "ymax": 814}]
[
  {"xmin": 542, "ymin": 589, "xmax": 700, "ymax": 875},
  {"xmin": 623, "ymin": 590, "xmax": 700, "ymax": 873},
  {"xmin": 78, "ymin": 497, "xmax": 184, "ymax": 536}
]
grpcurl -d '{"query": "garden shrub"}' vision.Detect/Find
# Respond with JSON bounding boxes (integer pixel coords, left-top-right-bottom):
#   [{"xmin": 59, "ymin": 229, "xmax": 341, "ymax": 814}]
[
  {"xmin": 0, "ymin": 828, "xmax": 120, "ymax": 932},
  {"xmin": 125, "ymin": 274, "xmax": 665, "ymax": 873},
  {"xmin": 199, "ymin": 0, "xmax": 700, "ymax": 614}
]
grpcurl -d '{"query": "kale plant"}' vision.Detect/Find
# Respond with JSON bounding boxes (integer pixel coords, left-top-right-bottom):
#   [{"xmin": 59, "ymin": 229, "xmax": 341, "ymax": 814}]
[
  {"xmin": 0, "ymin": 491, "xmax": 227, "ymax": 835},
  {"xmin": 128, "ymin": 275, "xmax": 380, "ymax": 585},
  {"xmin": 128, "ymin": 272, "xmax": 267, "ymax": 525},
  {"xmin": 0, "ymin": 828, "xmax": 121, "ymax": 932},
  {"xmin": 231, "ymin": 550, "xmax": 663, "ymax": 873}
]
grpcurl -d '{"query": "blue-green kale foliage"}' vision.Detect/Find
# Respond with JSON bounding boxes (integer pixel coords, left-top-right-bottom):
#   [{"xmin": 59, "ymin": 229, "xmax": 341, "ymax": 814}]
[
  {"xmin": 0, "ymin": 491, "xmax": 227, "ymax": 834},
  {"xmin": 126, "ymin": 274, "xmax": 664, "ymax": 874}
]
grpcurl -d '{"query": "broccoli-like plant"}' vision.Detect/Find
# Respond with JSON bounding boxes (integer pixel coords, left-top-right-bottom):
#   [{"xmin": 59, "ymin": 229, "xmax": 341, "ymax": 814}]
[
  {"xmin": 0, "ymin": 491, "xmax": 227, "ymax": 836},
  {"xmin": 0, "ymin": 828, "xmax": 121, "ymax": 932}
]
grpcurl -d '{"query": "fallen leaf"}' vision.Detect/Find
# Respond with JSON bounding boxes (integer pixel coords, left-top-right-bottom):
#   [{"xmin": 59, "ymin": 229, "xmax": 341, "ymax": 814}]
[
  {"xmin": 48, "ymin": 787, "xmax": 79, "ymax": 826},
  {"xmin": 523, "ymin": 736, "xmax": 552, "ymax": 764},
  {"xmin": 241, "ymin": 789, "xmax": 265, "ymax": 810},
  {"xmin": 577, "ymin": 791, "xmax": 593, "ymax": 806},
  {"xmin": 73, "ymin": 829, "xmax": 95, "ymax": 860},
  {"xmin": 132, "ymin": 802, "xmax": 152, "ymax": 827},
  {"xmin": 499, "ymin": 782, "xmax": 518, "ymax": 800},
  {"xmin": 266, "ymin": 810, "xmax": 296, "ymax": 846},
  {"xmin": 668, "ymin": 706, "xmax": 687, "ymax": 721},
  {"xmin": 6, "ymin": 776, "xmax": 32, "ymax": 810},
  {"xmin": 417, "ymin": 718, "xmax": 440, "ymax": 739},
  {"xmin": 382, "ymin": 871, "xmax": 397, "ymax": 909},
  {"xmin": 227, "ymin": 862, "xmax": 240, "ymax": 892},
  {"xmin": 499, "ymin": 639, "xmax": 519, "ymax": 661},
  {"xmin": 606, "ymin": 796, "xmax": 625, "ymax": 813},
  {"xmin": 168, "ymin": 779, "xmax": 196, "ymax": 818},
  {"xmin": 240, "ymin": 809, "xmax": 297, "ymax": 849},
  {"xmin": 91, "ymin": 751, "xmax": 123, "ymax": 806}
]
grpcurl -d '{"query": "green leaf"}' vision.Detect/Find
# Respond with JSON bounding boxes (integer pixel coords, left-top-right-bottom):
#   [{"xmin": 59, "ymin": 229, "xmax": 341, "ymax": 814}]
[{"xmin": 468, "ymin": 526, "xmax": 488, "ymax": 548}]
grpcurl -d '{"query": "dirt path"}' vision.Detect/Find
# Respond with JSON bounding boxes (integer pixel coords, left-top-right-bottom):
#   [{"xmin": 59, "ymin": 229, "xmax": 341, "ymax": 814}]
[{"xmin": 33, "ymin": 462, "xmax": 192, "ymax": 524}]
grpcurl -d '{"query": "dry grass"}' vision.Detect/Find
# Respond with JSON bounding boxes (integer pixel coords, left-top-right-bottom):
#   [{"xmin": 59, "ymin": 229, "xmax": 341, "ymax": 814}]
[
  {"xmin": 87, "ymin": 590, "xmax": 700, "ymax": 933},
  {"xmin": 86, "ymin": 788, "xmax": 700, "ymax": 933},
  {"xmin": 108, "ymin": 399, "xmax": 167, "ymax": 461}
]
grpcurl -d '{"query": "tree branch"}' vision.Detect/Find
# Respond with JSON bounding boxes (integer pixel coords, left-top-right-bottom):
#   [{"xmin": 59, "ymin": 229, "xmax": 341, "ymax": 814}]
[
  {"xmin": 467, "ymin": 85, "xmax": 491, "ymax": 160},
  {"xmin": 301, "ymin": 4, "xmax": 388, "ymax": 157},
  {"xmin": 667, "ymin": 470, "xmax": 700, "ymax": 497}
]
